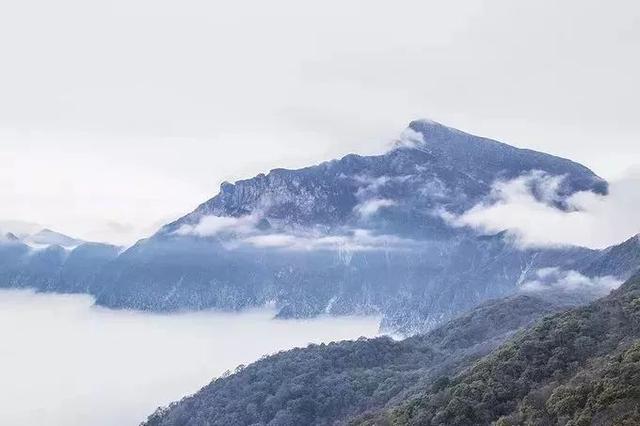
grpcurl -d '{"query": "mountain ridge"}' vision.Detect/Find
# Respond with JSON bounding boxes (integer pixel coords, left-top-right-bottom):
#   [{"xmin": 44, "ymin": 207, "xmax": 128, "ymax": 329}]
[
  {"xmin": 367, "ymin": 271, "xmax": 640, "ymax": 425},
  {"xmin": 161, "ymin": 119, "xmax": 607, "ymax": 236},
  {"xmin": 88, "ymin": 120, "xmax": 631, "ymax": 334},
  {"xmin": 1, "ymin": 120, "xmax": 636, "ymax": 335}
]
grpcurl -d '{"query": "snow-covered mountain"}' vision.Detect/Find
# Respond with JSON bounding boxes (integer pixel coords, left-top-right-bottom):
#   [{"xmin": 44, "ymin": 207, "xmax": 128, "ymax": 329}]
[
  {"xmin": 81, "ymin": 120, "xmax": 635, "ymax": 333},
  {"xmin": 161, "ymin": 119, "xmax": 606, "ymax": 237}
]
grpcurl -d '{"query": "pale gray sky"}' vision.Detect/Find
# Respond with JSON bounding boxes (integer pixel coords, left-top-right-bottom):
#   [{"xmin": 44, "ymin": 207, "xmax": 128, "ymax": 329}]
[{"xmin": 1, "ymin": 0, "xmax": 639, "ymax": 244}]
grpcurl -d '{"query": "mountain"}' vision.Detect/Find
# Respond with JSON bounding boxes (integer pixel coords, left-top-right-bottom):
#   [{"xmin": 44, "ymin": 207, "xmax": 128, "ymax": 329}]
[
  {"xmin": 25, "ymin": 228, "xmax": 84, "ymax": 248},
  {"xmin": 142, "ymin": 293, "xmax": 577, "ymax": 426},
  {"xmin": 1, "ymin": 120, "xmax": 636, "ymax": 334},
  {"xmin": 162, "ymin": 119, "xmax": 606, "ymax": 236},
  {"xmin": 362, "ymin": 272, "xmax": 640, "ymax": 425},
  {"xmin": 0, "ymin": 229, "xmax": 121, "ymax": 294},
  {"xmin": 89, "ymin": 120, "xmax": 633, "ymax": 333},
  {"xmin": 0, "ymin": 220, "xmax": 42, "ymax": 238},
  {"xmin": 582, "ymin": 233, "xmax": 640, "ymax": 279}
]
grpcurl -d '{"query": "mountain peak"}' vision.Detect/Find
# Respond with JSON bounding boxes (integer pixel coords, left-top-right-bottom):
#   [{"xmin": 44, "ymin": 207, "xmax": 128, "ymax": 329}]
[
  {"xmin": 29, "ymin": 229, "xmax": 83, "ymax": 248},
  {"xmin": 2, "ymin": 232, "xmax": 20, "ymax": 242},
  {"xmin": 408, "ymin": 118, "xmax": 449, "ymax": 130},
  {"xmin": 407, "ymin": 119, "xmax": 465, "ymax": 141}
]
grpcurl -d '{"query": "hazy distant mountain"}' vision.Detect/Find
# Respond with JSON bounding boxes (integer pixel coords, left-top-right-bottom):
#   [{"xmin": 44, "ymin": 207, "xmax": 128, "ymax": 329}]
[
  {"xmin": 0, "ymin": 220, "xmax": 43, "ymax": 239},
  {"xmin": 26, "ymin": 228, "xmax": 85, "ymax": 248},
  {"xmin": 0, "ymin": 229, "xmax": 120, "ymax": 293}
]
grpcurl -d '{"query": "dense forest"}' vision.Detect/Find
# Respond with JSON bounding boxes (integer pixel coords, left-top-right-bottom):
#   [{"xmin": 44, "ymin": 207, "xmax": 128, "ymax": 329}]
[
  {"xmin": 143, "ymin": 294, "xmax": 571, "ymax": 425},
  {"xmin": 144, "ymin": 273, "xmax": 640, "ymax": 426},
  {"xmin": 360, "ymin": 273, "xmax": 640, "ymax": 425}
]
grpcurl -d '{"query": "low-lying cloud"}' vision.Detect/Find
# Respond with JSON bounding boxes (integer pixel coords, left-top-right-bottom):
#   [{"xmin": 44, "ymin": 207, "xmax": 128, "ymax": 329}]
[
  {"xmin": 355, "ymin": 198, "xmax": 396, "ymax": 218},
  {"xmin": 175, "ymin": 214, "xmax": 260, "ymax": 237},
  {"xmin": 440, "ymin": 169, "xmax": 640, "ymax": 249},
  {"xmin": 521, "ymin": 267, "xmax": 621, "ymax": 297},
  {"xmin": 241, "ymin": 228, "xmax": 413, "ymax": 251},
  {"xmin": 352, "ymin": 174, "xmax": 412, "ymax": 197},
  {"xmin": 175, "ymin": 212, "xmax": 415, "ymax": 252},
  {"xmin": 0, "ymin": 289, "xmax": 379, "ymax": 426}
]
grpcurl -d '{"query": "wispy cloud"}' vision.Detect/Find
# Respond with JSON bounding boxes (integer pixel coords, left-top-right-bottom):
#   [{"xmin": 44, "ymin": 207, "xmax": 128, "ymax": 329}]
[
  {"xmin": 394, "ymin": 127, "xmax": 425, "ymax": 149},
  {"xmin": 174, "ymin": 214, "xmax": 415, "ymax": 252},
  {"xmin": 241, "ymin": 229, "xmax": 414, "ymax": 252},
  {"xmin": 439, "ymin": 169, "xmax": 640, "ymax": 249},
  {"xmin": 175, "ymin": 215, "xmax": 260, "ymax": 237},
  {"xmin": 354, "ymin": 198, "xmax": 396, "ymax": 218},
  {"xmin": 521, "ymin": 267, "xmax": 621, "ymax": 296},
  {"xmin": 352, "ymin": 174, "xmax": 411, "ymax": 197}
]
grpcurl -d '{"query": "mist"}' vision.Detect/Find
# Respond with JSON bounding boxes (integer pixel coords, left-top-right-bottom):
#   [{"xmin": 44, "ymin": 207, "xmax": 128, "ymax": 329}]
[
  {"xmin": 0, "ymin": 289, "xmax": 379, "ymax": 426},
  {"xmin": 2, "ymin": 1, "xmax": 640, "ymax": 245},
  {"xmin": 442, "ymin": 169, "xmax": 640, "ymax": 249}
]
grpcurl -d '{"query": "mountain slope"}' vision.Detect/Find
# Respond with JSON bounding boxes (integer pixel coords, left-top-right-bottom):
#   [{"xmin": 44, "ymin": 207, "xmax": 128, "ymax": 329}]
[
  {"xmin": 142, "ymin": 293, "xmax": 574, "ymax": 426},
  {"xmin": 143, "ymin": 272, "xmax": 640, "ymax": 426},
  {"xmin": 162, "ymin": 120, "xmax": 606, "ymax": 235},
  {"xmin": 582, "ymin": 234, "xmax": 640, "ymax": 279},
  {"xmin": 367, "ymin": 272, "xmax": 640, "ymax": 425},
  {"xmin": 89, "ymin": 120, "xmax": 625, "ymax": 333},
  {"xmin": 0, "ymin": 230, "xmax": 121, "ymax": 294}
]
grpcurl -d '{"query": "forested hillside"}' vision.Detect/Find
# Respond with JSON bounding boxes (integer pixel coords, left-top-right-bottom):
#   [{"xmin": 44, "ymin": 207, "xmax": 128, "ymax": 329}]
[
  {"xmin": 143, "ymin": 272, "xmax": 640, "ymax": 426},
  {"xmin": 364, "ymin": 272, "xmax": 640, "ymax": 425},
  {"xmin": 142, "ymin": 294, "xmax": 573, "ymax": 426}
]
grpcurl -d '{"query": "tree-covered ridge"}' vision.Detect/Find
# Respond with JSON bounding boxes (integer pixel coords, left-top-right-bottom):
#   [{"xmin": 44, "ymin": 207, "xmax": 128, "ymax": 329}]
[
  {"xmin": 142, "ymin": 294, "xmax": 564, "ymax": 426},
  {"xmin": 540, "ymin": 341, "xmax": 640, "ymax": 425},
  {"xmin": 370, "ymin": 273, "xmax": 640, "ymax": 425}
]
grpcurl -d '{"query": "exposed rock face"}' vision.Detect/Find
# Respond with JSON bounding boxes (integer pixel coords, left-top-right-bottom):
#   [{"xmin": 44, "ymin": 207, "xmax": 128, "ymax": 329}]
[{"xmin": 163, "ymin": 120, "xmax": 606, "ymax": 237}]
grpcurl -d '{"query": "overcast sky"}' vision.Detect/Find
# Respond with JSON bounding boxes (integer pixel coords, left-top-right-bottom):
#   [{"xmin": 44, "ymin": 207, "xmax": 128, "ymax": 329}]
[{"xmin": 1, "ymin": 0, "xmax": 639, "ymax": 245}]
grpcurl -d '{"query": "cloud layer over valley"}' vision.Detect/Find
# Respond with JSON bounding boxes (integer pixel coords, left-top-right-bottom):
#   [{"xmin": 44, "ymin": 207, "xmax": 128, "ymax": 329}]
[{"xmin": 0, "ymin": 290, "xmax": 379, "ymax": 426}]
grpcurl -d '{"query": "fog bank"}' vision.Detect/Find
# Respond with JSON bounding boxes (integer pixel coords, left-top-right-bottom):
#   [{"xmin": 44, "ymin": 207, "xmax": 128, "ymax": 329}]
[{"xmin": 0, "ymin": 289, "xmax": 379, "ymax": 425}]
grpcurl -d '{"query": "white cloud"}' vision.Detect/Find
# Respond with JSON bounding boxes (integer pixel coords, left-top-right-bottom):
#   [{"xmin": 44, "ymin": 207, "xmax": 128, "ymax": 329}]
[
  {"xmin": 176, "ymin": 213, "xmax": 415, "ymax": 252},
  {"xmin": 395, "ymin": 127, "xmax": 426, "ymax": 148},
  {"xmin": 352, "ymin": 175, "xmax": 393, "ymax": 192},
  {"xmin": 352, "ymin": 174, "xmax": 412, "ymax": 199},
  {"xmin": 440, "ymin": 169, "xmax": 640, "ymax": 249},
  {"xmin": 2, "ymin": 1, "xmax": 640, "ymax": 246},
  {"xmin": 175, "ymin": 215, "xmax": 260, "ymax": 237},
  {"xmin": 241, "ymin": 233, "xmax": 301, "ymax": 248},
  {"xmin": 521, "ymin": 267, "xmax": 621, "ymax": 296},
  {"xmin": 0, "ymin": 289, "xmax": 379, "ymax": 426},
  {"xmin": 241, "ymin": 229, "xmax": 413, "ymax": 252},
  {"xmin": 355, "ymin": 198, "xmax": 397, "ymax": 217}
]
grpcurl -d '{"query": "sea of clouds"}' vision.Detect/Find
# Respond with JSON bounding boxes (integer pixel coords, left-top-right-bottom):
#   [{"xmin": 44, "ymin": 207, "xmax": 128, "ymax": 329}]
[{"xmin": 0, "ymin": 289, "xmax": 379, "ymax": 426}]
